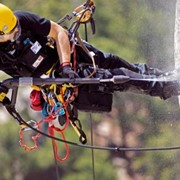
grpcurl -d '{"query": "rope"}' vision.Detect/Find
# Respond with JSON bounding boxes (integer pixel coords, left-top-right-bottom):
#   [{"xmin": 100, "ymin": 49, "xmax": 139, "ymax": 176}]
[
  {"xmin": 18, "ymin": 114, "xmax": 180, "ymax": 152},
  {"xmin": 52, "ymin": 141, "xmax": 61, "ymax": 180},
  {"xmin": 7, "ymin": 85, "xmax": 180, "ymax": 153},
  {"xmin": 89, "ymin": 113, "xmax": 96, "ymax": 180},
  {"xmin": 19, "ymin": 111, "xmax": 70, "ymax": 162}
]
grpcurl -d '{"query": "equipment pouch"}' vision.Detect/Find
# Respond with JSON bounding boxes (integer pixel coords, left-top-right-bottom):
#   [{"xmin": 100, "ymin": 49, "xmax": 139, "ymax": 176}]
[
  {"xmin": 74, "ymin": 84, "xmax": 113, "ymax": 112},
  {"xmin": 30, "ymin": 90, "xmax": 44, "ymax": 111}
]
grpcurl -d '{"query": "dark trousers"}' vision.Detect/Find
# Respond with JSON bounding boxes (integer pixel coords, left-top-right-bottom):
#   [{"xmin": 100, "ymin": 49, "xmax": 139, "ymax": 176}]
[
  {"xmin": 76, "ymin": 41, "xmax": 139, "ymax": 72},
  {"xmin": 75, "ymin": 41, "xmax": 179, "ymax": 100}
]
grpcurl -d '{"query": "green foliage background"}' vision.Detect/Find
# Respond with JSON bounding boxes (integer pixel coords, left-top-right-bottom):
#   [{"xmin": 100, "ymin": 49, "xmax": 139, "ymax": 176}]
[{"xmin": 0, "ymin": 0, "xmax": 180, "ymax": 180}]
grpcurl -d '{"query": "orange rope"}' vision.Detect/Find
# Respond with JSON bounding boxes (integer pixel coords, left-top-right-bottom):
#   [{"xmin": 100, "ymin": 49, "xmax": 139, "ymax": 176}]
[{"xmin": 19, "ymin": 108, "xmax": 70, "ymax": 162}]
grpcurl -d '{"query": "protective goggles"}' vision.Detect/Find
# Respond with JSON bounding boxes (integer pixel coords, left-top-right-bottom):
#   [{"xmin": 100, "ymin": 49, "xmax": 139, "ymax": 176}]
[{"xmin": 0, "ymin": 21, "xmax": 21, "ymax": 42}]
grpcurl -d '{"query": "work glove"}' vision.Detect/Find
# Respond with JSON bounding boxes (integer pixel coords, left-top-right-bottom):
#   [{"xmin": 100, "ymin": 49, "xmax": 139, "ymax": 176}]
[
  {"xmin": 61, "ymin": 63, "xmax": 79, "ymax": 79},
  {"xmin": 0, "ymin": 85, "xmax": 8, "ymax": 103}
]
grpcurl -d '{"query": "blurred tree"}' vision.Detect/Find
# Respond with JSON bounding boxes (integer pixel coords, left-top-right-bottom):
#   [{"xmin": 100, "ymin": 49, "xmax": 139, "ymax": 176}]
[{"xmin": 0, "ymin": 0, "xmax": 179, "ymax": 180}]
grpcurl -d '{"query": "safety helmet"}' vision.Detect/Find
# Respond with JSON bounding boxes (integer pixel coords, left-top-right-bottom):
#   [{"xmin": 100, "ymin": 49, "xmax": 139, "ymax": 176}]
[{"xmin": 0, "ymin": 3, "xmax": 17, "ymax": 35}]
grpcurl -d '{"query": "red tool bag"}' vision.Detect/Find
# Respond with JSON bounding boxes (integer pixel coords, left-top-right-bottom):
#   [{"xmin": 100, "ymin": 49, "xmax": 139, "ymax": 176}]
[{"xmin": 30, "ymin": 90, "xmax": 44, "ymax": 111}]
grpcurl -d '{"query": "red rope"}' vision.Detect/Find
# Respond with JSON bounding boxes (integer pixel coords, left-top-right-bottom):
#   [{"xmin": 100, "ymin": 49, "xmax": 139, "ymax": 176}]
[
  {"xmin": 19, "ymin": 110, "xmax": 70, "ymax": 162},
  {"xmin": 48, "ymin": 124, "xmax": 70, "ymax": 162},
  {"xmin": 19, "ymin": 127, "xmax": 41, "ymax": 152}
]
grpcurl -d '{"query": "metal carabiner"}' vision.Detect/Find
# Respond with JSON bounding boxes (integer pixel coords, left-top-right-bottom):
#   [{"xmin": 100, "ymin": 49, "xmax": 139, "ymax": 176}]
[{"xmin": 20, "ymin": 120, "xmax": 37, "ymax": 131}]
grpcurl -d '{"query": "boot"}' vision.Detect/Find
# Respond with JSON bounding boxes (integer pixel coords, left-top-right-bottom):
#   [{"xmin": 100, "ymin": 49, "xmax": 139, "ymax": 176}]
[{"xmin": 111, "ymin": 67, "xmax": 180, "ymax": 100}]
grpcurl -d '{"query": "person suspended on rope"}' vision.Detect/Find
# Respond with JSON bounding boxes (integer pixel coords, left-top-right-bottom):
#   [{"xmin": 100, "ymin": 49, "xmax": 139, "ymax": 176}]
[{"xmin": 0, "ymin": 1, "xmax": 180, "ymax": 112}]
